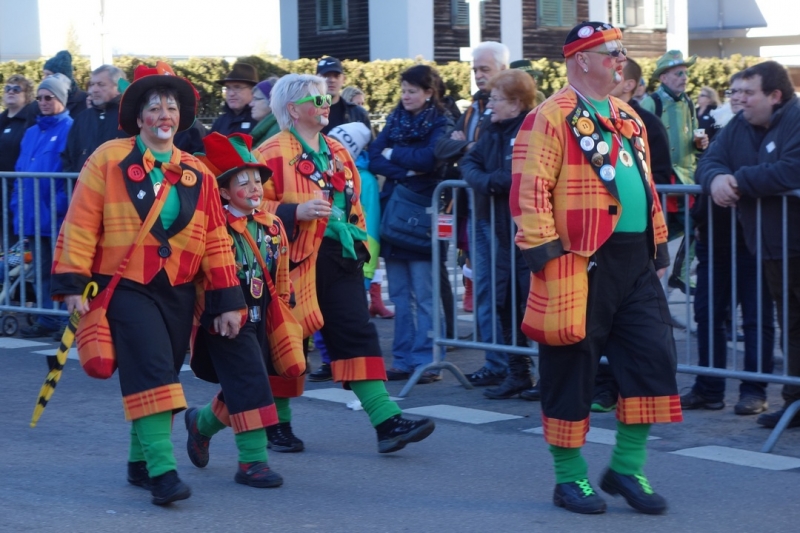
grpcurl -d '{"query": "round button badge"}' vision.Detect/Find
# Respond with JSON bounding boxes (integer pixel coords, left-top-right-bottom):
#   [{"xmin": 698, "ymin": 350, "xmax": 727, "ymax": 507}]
[
  {"xmin": 127, "ymin": 164, "xmax": 145, "ymax": 182},
  {"xmin": 580, "ymin": 136, "xmax": 595, "ymax": 151},
  {"xmin": 180, "ymin": 170, "xmax": 197, "ymax": 187},
  {"xmin": 599, "ymin": 165, "xmax": 616, "ymax": 181},
  {"xmin": 596, "ymin": 141, "xmax": 609, "ymax": 155},
  {"xmin": 576, "ymin": 118, "xmax": 595, "ymax": 135}
]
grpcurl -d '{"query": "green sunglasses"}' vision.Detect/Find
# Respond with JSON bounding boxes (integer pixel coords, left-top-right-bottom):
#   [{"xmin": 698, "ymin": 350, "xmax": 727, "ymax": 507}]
[{"xmin": 294, "ymin": 94, "xmax": 332, "ymax": 107}]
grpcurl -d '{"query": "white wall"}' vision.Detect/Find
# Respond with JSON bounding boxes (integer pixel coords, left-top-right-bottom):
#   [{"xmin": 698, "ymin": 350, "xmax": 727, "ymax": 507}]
[
  {"xmin": 0, "ymin": 0, "xmax": 41, "ymax": 61},
  {"xmin": 587, "ymin": 0, "xmax": 609, "ymax": 22},
  {"xmin": 500, "ymin": 0, "xmax": 522, "ymax": 60},
  {"xmin": 369, "ymin": 0, "xmax": 434, "ymax": 60},
  {"xmin": 280, "ymin": 0, "xmax": 299, "ymax": 59}
]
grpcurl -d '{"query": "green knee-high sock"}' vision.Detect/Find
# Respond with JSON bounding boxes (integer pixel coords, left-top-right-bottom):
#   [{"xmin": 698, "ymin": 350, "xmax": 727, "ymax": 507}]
[
  {"xmin": 349, "ymin": 380, "xmax": 402, "ymax": 427},
  {"xmin": 274, "ymin": 397, "xmax": 292, "ymax": 424},
  {"xmin": 610, "ymin": 421, "xmax": 650, "ymax": 476},
  {"xmin": 128, "ymin": 423, "xmax": 145, "ymax": 463},
  {"xmin": 196, "ymin": 403, "xmax": 227, "ymax": 437},
  {"xmin": 133, "ymin": 411, "xmax": 176, "ymax": 478},
  {"xmin": 234, "ymin": 429, "xmax": 269, "ymax": 464},
  {"xmin": 550, "ymin": 445, "xmax": 589, "ymax": 484}
]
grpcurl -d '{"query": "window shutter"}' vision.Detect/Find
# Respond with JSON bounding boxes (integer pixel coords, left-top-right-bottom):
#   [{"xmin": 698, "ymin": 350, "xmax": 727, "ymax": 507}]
[
  {"xmin": 539, "ymin": 0, "xmax": 576, "ymax": 28},
  {"xmin": 561, "ymin": 0, "xmax": 577, "ymax": 26},
  {"xmin": 452, "ymin": 0, "xmax": 470, "ymax": 26},
  {"xmin": 331, "ymin": 0, "xmax": 345, "ymax": 27},
  {"xmin": 318, "ymin": 0, "xmax": 347, "ymax": 31},
  {"xmin": 611, "ymin": 0, "xmax": 625, "ymax": 28},
  {"xmin": 653, "ymin": 0, "xmax": 667, "ymax": 28}
]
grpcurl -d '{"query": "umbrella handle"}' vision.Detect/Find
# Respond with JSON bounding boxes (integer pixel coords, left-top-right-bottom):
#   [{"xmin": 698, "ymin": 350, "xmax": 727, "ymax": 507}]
[{"xmin": 82, "ymin": 282, "xmax": 99, "ymax": 303}]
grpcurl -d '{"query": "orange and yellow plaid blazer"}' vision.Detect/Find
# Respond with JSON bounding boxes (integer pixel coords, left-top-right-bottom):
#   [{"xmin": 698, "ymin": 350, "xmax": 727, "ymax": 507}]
[
  {"xmin": 256, "ymin": 130, "xmax": 367, "ymax": 337},
  {"xmin": 510, "ymin": 87, "xmax": 669, "ymax": 345},
  {"xmin": 52, "ymin": 137, "xmax": 242, "ymax": 315}
]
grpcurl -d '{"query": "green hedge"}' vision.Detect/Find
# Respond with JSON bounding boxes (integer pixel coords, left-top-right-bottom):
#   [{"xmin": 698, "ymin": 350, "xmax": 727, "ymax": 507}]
[{"xmin": 0, "ymin": 54, "xmax": 764, "ymax": 117}]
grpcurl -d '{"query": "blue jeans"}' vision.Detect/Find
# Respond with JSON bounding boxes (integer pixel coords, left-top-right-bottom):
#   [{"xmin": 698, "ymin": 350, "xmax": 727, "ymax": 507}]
[
  {"xmin": 693, "ymin": 238, "xmax": 775, "ymax": 401},
  {"xmin": 473, "ymin": 219, "xmax": 510, "ymax": 374},
  {"xmin": 386, "ymin": 258, "xmax": 439, "ymax": 372}
]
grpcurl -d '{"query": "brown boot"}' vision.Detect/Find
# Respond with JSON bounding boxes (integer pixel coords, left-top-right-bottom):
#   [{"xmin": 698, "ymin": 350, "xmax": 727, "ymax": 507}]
[
  {"xmin": 463, "ymin": 277, "xmax": 474, "ymax": 312},
  {"xmin": 368, "ymin": 282, "xmax": 394, "ymax": 318}
]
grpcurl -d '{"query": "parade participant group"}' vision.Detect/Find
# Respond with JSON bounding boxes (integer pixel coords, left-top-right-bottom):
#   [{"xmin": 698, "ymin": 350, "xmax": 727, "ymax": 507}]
[{"xmin": 19, "ymin": 16, "xmax": 799, "ymax": 517}]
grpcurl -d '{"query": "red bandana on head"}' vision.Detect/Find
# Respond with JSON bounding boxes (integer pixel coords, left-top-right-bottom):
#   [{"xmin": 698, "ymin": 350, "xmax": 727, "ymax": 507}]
[{"xmin": 563, "ymin": 24, "xmax": 623, "ymax": 58}]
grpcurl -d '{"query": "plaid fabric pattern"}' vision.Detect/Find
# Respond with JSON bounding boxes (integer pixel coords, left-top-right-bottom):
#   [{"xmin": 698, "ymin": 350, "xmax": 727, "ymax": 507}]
[
  {"xmin": 256, "ymin": 131, "xmax": 367, "ymax": 338},
  {"xmin": 511, "ymin": 87, "xmax": 668, "ymax": 345},
  {"xmin": 617, "ymin": 395, "xmax": 683, "ymax": 425},
  {"xmin": 331, "ymin": 356, "xmax": 388, "ymax": 382},
  {"xmin": 268, "ymin": 375, "xmax": 305, "ymax": 399},
  {"xmin": 541, "ymin": 412, "xmax": 590, "ymax": 448},
  {"xmin": 211, "ymin": 394, "xmax": 232, "ymax": 427},
  {"xmin": 230, "ymin": 404, "xmax": 279, "ymax": 434},
  {"xmin": 122, "ymin": 383, "xmax": 186, "ymax": 421},
  {"xmin": 52, "ymin": 138, "xmax": 240, "ymax": 297}
]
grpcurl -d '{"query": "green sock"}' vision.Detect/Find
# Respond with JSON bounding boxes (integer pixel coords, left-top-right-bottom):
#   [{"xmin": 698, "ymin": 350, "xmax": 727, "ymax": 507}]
[
  {"xmin": 349, "ymin": 380, "xmax": 402, "ymax": 427},
  {"xmin": 132, "ymin": 411, "xmax": 176, "ymax": 478},
  {"xmin": 196, "ymin": 403, "xmax": 226, "ymax": 437},
  {"xmin": 274, "ymin": 397, "xmax": 292, "ymax": 424},
  {"xmin": 550, "ymin": 445, "xmax": 589, "ymax": 484},
  {"xmin": 234, "ymin": 429, "xmax": 269, "ymax": 464},
  {"xmin": 610, "ymin": 421, "xmax": 650, "ymax": 476},
  {"xmin": 128, "ymin": 423, "xmax": 145, "ymax": 463}
]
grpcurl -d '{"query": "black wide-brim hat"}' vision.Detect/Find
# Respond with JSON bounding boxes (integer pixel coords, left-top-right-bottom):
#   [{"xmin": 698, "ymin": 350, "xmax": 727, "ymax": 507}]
[{"xmin": 118, "ymin": 61, "xmax": 197, "ymax": 136}]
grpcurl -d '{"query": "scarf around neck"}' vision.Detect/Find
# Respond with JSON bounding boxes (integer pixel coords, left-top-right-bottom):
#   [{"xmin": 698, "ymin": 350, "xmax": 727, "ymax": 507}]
[{"xmin": 386, "ymin": 103, "xmax": 439, "ymax": 145}]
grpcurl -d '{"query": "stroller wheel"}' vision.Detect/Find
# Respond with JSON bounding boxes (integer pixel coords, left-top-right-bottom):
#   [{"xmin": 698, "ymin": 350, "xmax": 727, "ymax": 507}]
[{"xmin": 2, "ymin": 315, "xmax": 19, "ymax": 337}]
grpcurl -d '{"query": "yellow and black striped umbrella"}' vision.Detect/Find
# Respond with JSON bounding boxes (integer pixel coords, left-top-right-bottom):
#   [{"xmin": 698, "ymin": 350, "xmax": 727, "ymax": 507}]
[{"xmin": 30, "ymin": 282, "xmax": 98, "ymax": 428}]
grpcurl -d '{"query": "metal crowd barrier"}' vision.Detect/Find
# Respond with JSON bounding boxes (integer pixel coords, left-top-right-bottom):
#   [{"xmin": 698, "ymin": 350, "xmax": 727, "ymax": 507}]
[
  {"xmin": 0, "ymin": 172, "xmax": 79, "ymax": 335},
  {"xmin": 412, "ymin": 180, "xmax": 800, "ymax": 453}
]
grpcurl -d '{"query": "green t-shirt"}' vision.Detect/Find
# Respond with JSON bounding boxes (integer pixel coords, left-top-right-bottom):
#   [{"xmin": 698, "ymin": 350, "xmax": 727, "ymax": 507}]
[
  {"xmin": 587, "ymin": 97, "xmax": 647, "ymax": 233},
  {"xmin": 136, "ymin": 136, "xmax": 180, "ymax": 229}
]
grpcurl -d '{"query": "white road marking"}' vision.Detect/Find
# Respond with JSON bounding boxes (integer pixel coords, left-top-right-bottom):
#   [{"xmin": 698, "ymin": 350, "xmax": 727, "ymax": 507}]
[
  {"xmin": 523, "ymin": 426, "xmax": 660, "ymax": 445},
  {"xmin": 670, "ymin": 445, "xmax": 800, "ymax": 471},
  {"xmin": 302, "ymin": 387, "xmax": 402, "ymax": 404},
  {"xmin": 0, "ymin": 338, "xmax": 49, "ymax": 349},
  {"xmin": 403, "ymin": 404, "xmax": 521, "ymax": 424}
]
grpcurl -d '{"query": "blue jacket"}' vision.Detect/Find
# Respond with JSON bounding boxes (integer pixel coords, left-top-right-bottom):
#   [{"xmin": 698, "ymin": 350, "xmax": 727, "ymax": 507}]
[{"xmin": 12, "ymin": 111, "xmax": 73, "ymax": 237}]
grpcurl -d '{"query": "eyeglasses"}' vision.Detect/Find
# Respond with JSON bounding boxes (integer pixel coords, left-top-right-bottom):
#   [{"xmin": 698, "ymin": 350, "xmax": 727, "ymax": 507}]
[
  {"xmin": 725, "ymin": 89, "xmax": 742, "ymax": 97},
  {"xmin": 222, "ymin": 84, "xmax": 251, "ymax": 93},
  {"xmin": 699, "ymin": 92, "xmax": 711, "ymax": 98},
  {"xmin": 35, "ymin": 95, "xmax": 56, "ymax": 102},
  {"xmin": 584, "ymin": 48, "xmax": 628, "ymax": 58},
  {"xmin": 294, "ymin": 94, "xmax": 332, "ymax": 107},
  {"xmin": 4, "ymin": 85, "xmax": 22, "ymax": 94},
  {"xmin": 488, "ymin": 96, "xmax": 511, "ymax": 103}
]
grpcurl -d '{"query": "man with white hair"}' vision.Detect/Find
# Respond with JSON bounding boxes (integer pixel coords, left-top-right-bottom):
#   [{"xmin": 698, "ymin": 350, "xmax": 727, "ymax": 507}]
[{"xmin": 435, "ymin": 40, "xmax": 511, "ymax": 387}]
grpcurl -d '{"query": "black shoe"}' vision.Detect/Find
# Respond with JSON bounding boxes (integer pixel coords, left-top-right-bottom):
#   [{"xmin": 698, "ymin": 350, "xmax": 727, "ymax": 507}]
[
  {"xmin": 150, "ymin": 470, "xmax": 191, "ymax": 506},
  {"xmin": 466, "ymin": 367, "xmax": 506, "ymax": 387},
  {"xmin": 756, "ymin": 406, "xmax": 800, "ymax": 429},
  {"xmin": 234, "ymin": 461, "xmax": 284, "ymax": 488},
  {"xmin": 266, "ymin": 422, "xmax": 305, "ymax": 453},
  {"xmin": 680, "ymin": 390, "xmax": 724, "ymax": 410},
  {"xmin": 483, "ymin": 374, "xmax": 532, "ymax": 399},
  {"xmin": 519, "ymin": 383, "xmax": 541, "ymax": 402},
  {"xmin": 553, "ymin": 480, "xmax": 607, "ymax": 514},
  {"xmin": 308, "ymin": 363, "xmax": 332, "ymax": 382},
  {"xmin": 127, "ymin": 461, "xmax": 150, "ymax": 490},
  {"xmin": 600, "ymin": 469, "xmax": 667, "ymax": 515},
  {"xmin": 591, "ymin": 390, "xmax": 618, "ymax": 413},
  {"xmin": 376, "ymin": 415, "xmax": 435, "ymax": 453},
  {"xmin": 417, "ymin": 372, "xmax": 442, "ymax": 385},
  {"xmin": 184, "ymin": 407, "xmax": 211, "ymax": 468},
  {"xmin": 734, "ymin": 395, "xmax": 768, "ymax": 415},
  {"xmin": 386, "ymin": 368, "xmax": 411, "ymax": 381},
  {"xmin": 20, "ymin": 323, "xmax": 58, "ymax": 339}
]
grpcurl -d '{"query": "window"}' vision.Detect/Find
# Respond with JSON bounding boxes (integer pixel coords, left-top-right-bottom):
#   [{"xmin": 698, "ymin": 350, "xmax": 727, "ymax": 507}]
[
  {"xmin": 538, "ymin": 0, "xmax": 577, "ymax": 28},
  {"xmin": 318, "ymin": 0, "xmax": 347, "ymax": 32},
  {"xmin": 612, "ymin": 0, "xmax": 667, "ymax": 29},
  {"xmin": 452, "ymin": 0, "xmax": 485, "ymax": 28}
]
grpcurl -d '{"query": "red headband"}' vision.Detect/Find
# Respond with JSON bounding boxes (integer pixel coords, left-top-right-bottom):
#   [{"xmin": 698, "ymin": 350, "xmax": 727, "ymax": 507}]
[{"xmin": 563, "ymin": 26, "xmax": 623, "ymax": 58}]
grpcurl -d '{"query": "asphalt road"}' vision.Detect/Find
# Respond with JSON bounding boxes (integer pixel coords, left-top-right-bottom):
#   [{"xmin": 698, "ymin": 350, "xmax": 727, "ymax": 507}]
[{"xmin": 2, "ymin": 313, "xmax": 799, "ymax": 533}]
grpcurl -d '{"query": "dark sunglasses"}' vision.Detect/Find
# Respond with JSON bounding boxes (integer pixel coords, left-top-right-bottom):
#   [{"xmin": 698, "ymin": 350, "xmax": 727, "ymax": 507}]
[
  {"xmin": 584, "ymin": 48, "xmax": 628, "ymax": 58},
  {"xmin": 4, "ymin": 85, "xmax": 22, "ymax": 94},
  {"xmin": 35, "ymin": 95, "xmax": 56, "ymax": 102},
  {"xmin": 294, "ymin": 94, "xmax": 332, "ymax": 107}
]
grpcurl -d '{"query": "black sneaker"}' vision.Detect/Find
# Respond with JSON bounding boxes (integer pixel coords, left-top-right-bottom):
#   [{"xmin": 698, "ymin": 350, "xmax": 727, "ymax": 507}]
[
  {"xmin": 234, "ymin": 461, "xmax": 284, "ymax": 488},
  {"xmin": 150, "ymin": 470, "xmax": 191, "ymax": 506},
  {"xmin": 376, "ymin": 415, "xmax": 435, "ymax": 453},
  {"xmin": 466, "ymin": 367, "xmax": 506, "ymax": 387},
  {"xmin": 756, "ymin": 405, "xmax": 800, "ymax": 429},
  {"xmin": 20, "ymin": 323, "xmax": 58, "ymax": 339},
  {"xmin": 266, "ymin": 422, "xmax": 305, "ymax": 453},
  {"xmin": 553, "ymin": 479, "xmax": 607, "ymax": 514},
  {"xmin": 600, "ymin": 469, "xmax": 667, "ymax": 515},
  {"xmin": 591, "ymin": 390, "xmax": 617, "ymax": 413},
  {"xmin": 680, "ymin": 390, "xmax": 724, "ymax": 410},
  {"xmin": 184, "ymin": 407, "xmax": 211, "ymax": 467},
  {"xmin": 308, "ymin": 363, "xmax": 332, "ymax": 382},
  {"xmin": 519, "ymin": 383, "xmax": 541, "ymax": 402},
  {"xmin": 127, "ymin": 461, "xmax": 150, "ymax": 490},
  {"xmin": 734, "ymin": 395, "xmax": 768, "ymax": 415},
  {"xmin": 483, "ymin": 374, "xmax": 532, "ymax": 399}
]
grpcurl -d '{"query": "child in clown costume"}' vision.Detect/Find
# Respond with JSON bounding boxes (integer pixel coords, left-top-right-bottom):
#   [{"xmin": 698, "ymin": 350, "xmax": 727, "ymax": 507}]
[{"xmin": 184, "ymin": 132, "xmax": 292, "ymax": 488}]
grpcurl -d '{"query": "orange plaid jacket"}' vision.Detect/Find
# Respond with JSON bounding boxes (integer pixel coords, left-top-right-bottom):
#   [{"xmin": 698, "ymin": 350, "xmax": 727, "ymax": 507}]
[
  {"xmin": 52, "ymin": 137, "xmax": 243, "ymax": 315},
  {"xmin": 256, "ymin": 130, "xmax": 367, "ymax": 337},
  {"xmin": 510, "ymin": 87, "xmax": 669, "ymax": 345}
]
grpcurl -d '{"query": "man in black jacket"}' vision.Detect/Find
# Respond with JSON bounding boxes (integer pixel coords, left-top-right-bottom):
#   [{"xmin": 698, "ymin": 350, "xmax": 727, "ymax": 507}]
[
  {"xmin": 698, "ymin": 61, "xmax": 800, "ymax": 429},
  {"xmin": 61, "ymin": 65, "xmax": 130, "ymax": 173},
  {"xmin": 316, "ymin": 57, "xmax": 371, "ymax": 135},
  {"xmin": 210, "ymin": 63, "xmax": 258, "ymax": 136}
]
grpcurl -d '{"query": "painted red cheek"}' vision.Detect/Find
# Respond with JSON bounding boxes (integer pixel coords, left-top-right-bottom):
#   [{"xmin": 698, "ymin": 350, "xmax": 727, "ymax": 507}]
[
  {"xmin": 602, "ymin": 57, "xmax": 613, "ymax": 68},
  {"xmin": 144, "ymin": 116, "xmax": 158, "ymax": 127},
  {"xmin": 235, "ymin": 189, "xmax": 247, "ymax": 199},
  {"xmin": 306, "ymin": 107, "xmax": 317, "ymax": 117}
]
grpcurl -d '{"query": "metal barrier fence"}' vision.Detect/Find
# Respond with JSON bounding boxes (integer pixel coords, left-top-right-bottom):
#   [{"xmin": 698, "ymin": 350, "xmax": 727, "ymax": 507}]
[
  {"xmin": 416, "ymin": 180, "xmax": 800, "ymax": 453},
  {"xmin": 0, "ymin": 172, "xmax": 79, "ymax": 335}
]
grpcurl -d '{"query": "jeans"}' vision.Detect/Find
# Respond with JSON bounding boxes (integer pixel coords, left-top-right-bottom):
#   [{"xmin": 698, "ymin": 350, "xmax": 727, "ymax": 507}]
[
  {"xmin": 386, "ymin": 258, "xmax": 438, "ymax": 372},
  {"xmin": 693, "ymin": 238, "xmax": 775, "ymax": 401},
  {"xmin": 763, "ymin": 256, "xmax": 800, "ymax": 403},
  {"xmin": 473, "ymin": 219, "xmax": 510, "ymax": 374}
]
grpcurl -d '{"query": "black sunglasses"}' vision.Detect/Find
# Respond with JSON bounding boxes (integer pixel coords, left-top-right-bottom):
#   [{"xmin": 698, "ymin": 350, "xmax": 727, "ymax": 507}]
[
  {"xmin": 35, "ymin": 95, "xmax": 56, "ymax": 102},
  {"xmin": 584, "ymin": 48, "xmax": 628, "ymax": 58},
  {"xmin": 4, "ymin": 85, "xmax": 22, "ymax": 94}
]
